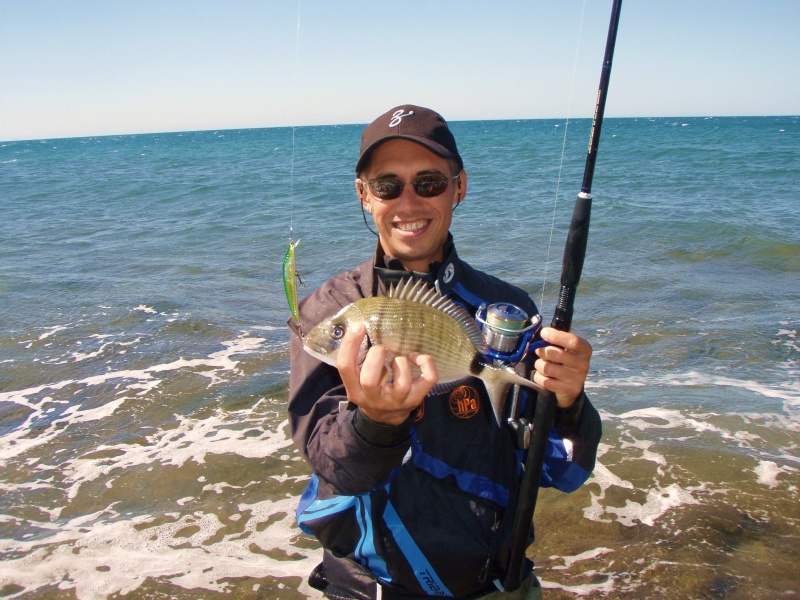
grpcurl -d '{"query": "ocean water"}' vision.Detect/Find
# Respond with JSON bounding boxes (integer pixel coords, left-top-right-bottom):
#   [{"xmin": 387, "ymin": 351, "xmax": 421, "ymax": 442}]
[{"xmin": 1, "ymin": 116, "xmax": 798, "ymax": 599}]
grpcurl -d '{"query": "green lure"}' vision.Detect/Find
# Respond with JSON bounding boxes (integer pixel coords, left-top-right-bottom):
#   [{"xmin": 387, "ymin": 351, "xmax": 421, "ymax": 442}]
[{"xmin": 283, "ymin": 238, "xmax": 302, "ymax": 324}]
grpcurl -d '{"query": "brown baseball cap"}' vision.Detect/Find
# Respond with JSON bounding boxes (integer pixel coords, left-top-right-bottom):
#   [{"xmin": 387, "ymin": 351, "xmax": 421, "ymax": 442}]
[{"xmin": 355, "ymin": 105, "xmax": 463, "ymax": 174}]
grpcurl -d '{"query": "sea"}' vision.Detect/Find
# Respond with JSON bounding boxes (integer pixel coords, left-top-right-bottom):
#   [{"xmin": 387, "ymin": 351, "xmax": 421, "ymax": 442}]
[{"xmin": 1, "ymin": 116, "xmax": 798, "ymax": 599}]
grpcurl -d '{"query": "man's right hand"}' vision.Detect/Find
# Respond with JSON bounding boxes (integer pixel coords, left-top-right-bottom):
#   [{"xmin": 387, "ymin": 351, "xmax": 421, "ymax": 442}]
[{"xmin": 336, "ymin": 322, "xmax": 438, "ymax": 426}]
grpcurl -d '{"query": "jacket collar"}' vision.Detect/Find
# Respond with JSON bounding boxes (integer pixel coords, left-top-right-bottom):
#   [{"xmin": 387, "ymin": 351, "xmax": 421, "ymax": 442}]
[{"xmin": 372, "ymin": 234, "xmax": 462, "ymax": 296}]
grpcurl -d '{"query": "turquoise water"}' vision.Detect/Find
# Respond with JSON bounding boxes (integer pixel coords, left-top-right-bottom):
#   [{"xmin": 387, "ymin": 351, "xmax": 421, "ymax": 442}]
[{"xmin": 1, "ymin": 116, "xmax": 798, "ymax": 598}]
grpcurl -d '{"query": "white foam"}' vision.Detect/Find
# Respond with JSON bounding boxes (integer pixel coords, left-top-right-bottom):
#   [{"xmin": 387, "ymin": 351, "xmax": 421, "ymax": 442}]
[
  {"xmin": 583, "ymin": 410, "xmax": 708, "ymax": 527},
  {"xmin": 0, "ymin": 336, "xmax": 269, "ymax": 463},
  {"xmin": 540, "ymin": 574, "xmax": 616, "ymax": 596},
  {"xmin": 603, "ymin": 483, "xmax": 700, "ymax": 527},
  {"xmin": 582, "ymin": 461, "xmax": 634, "ymax": 523},
  {"xmin": 619, "ymin": 438, "xmax": 665, "ymax": 467},
  {"xmin": 602, "ymin": 405, "xmax": 791, "ymax": 451},
  {"xmin": 588, "ymin": 370, "xmax": 800, "ymax": 413},
  {"xmin": 0, "ymin": 497, "xmax": 321, "ymax": 599},
  {"xmin": 550, "ymin": 547, "xmax": 614, "ymax": 570},
  {"xmin": 1, "ymin": 383, "xmax": 318, "ymax": 598},
  {"xmin": 71, "ymin": 341, "xmax": 113, "ymax": 362},
  {"xmin": 36, "ymin": 325, "xmax": 68, "ymax": 341},
  {"xmin": 753, "ymin": 460, "xmax": 796, "ymax": 489},
  {"xmin": 585, "ymin": 395, "xmax": 800, "ymax": 532},
  {"xmin": 62, "ymin": 410, "xmax": 294, "ymax": 499},
  {"xmin": 133, "ymin": 305, "xmax": 156, "ymax": 314}
]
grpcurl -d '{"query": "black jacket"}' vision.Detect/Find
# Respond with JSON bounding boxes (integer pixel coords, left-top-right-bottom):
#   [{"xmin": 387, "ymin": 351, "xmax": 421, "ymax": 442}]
[{"xmin": 288, "ymin": 241, "xmax": 601, "ymax": 599}]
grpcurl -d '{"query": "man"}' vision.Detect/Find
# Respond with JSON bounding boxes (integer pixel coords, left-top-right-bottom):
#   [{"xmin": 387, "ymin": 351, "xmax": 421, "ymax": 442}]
[{"xmin": 288, "ymin": 105, "xmax": 601, "ymax": 599}]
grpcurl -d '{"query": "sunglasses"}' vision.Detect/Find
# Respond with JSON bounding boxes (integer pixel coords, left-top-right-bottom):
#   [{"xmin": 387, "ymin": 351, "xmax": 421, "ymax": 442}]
[{"xmin": 358, "ymin": 174, "xmax": 459, "ymax": 200}]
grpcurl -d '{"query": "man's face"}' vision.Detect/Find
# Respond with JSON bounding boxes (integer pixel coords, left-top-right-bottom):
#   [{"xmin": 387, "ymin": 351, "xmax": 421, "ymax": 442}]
[{"xmin": 357, "ymin": 139, "xmax": 465, "ymax": 273}]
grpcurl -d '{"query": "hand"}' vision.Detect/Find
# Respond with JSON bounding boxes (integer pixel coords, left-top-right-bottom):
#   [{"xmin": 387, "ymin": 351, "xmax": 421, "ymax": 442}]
[
  {"xmin": 336, "ymin": 322, "xmax": 439, "ymax": 425},
  {"xmin": 533, "ymin": 327, "xmax": 592, "ymax": 409}
]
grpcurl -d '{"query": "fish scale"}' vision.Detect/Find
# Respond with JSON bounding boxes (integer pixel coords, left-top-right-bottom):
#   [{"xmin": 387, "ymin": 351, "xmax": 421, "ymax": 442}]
[{"xmin": 360, "ymin": 297, "xmax": 474, "ymax": 381}]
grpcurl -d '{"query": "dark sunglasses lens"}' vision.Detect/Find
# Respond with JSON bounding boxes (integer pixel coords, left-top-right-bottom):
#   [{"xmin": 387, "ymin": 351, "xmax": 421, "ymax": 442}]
[
  {"xmin": 412, "ymin": 175, "xmax": 450, "ymax": 198},
  {"xmin": 369, "ymin": 179, "xmax": 403, "ymax": 199},
  {"xmin": 368, "ymin": 175, "xmax": 450, "ymax": 199}
]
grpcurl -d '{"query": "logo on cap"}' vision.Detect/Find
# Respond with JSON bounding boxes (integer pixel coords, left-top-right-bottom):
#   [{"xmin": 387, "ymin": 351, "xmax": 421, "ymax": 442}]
[{"xmin": 389, "ymin": 109, "xmax": 415, "ymax": 128}]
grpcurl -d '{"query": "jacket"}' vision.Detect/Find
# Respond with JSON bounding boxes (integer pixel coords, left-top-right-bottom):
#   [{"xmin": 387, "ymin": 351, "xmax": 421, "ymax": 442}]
[{"xmin": 288, "ymin": 240, "xmax": 601, "ymax": 599}]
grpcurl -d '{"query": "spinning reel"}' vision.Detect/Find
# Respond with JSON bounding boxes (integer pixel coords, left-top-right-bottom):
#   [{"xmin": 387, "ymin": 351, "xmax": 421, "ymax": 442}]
[
  {"xmin": 475, "ymin": 302, "xmax": 545, "ymax": 366},
  {"xmin": 476, "ymin": 302, "xmax": 550, "ymax": 445}
]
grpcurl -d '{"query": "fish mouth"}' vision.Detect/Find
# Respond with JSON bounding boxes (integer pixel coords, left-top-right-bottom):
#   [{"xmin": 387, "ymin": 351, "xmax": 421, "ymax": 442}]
[{"xmin": 302, "ymin": 338, "xmax": 333, "ymax": 363}]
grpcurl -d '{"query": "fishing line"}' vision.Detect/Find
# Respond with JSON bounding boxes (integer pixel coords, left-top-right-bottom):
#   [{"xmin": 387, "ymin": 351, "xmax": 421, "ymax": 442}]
[
  {"xmin": 539, "ymin": 0, "xmax": 588, "ymax": 312},
  {"xmin": 283, "ymin": 0, "xmax": 303, "ymax": 327},
  {"xmin": 289, "ymin": 0, "xmax": 301, "ymax": 242}
]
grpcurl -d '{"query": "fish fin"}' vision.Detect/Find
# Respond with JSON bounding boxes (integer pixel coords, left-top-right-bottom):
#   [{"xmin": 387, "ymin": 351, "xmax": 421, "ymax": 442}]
[
  {"xmin": 428, "ymin": 377, "xmax": 472, "ymax": 397},
  {"xmin": 482, "ymin": 377, "xmax": 512, "ymax": 426},
  {"xmin": 505, "ymin": 370, "xmax": 546, "ymax": 396},
  {"xmin": 389, "ymin": 279, "xmax": 488, "ymax": 353},
  {"xmin": 482, "ymin": 367, "xmax": 547, "ymax": 426}
]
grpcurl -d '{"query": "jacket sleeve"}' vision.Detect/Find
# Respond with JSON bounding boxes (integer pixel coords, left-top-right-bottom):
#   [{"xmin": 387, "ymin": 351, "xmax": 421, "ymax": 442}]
[
  {"xmin": 512, "ymin": 292, "xmax": 600, "ymax": 493},
  {"xmin": 288, "ymin": 288, "xmax": 413, "ymax": 497},
  {"xmin": 538, "ymin": 391, "xmax": 602, "ymax": 493},
  {"xmin": 458, "ymin": 273, "xmax": 602, "ymax": 495}
]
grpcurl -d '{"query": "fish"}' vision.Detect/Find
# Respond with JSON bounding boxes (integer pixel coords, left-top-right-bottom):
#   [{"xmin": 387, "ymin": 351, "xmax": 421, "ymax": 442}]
[
  {"xmin": 283, "ymin": 238, "xmax": 301, "ymax": 323},
  {"xmin": 302, "ymin": 278, "xmax": 545, "ymax": 425}
]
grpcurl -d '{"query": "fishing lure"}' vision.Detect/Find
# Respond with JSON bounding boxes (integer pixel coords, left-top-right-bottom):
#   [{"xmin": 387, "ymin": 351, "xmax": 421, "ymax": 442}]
[{"xmin": 283, "ymin": 238, "xmax": 302, "ymax": 325}]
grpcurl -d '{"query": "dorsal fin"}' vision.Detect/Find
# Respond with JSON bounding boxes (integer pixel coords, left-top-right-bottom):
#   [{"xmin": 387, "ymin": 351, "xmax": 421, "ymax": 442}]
[{"xmin": 389, "ymin": 279, "xmax": 488, "ymax": 353}]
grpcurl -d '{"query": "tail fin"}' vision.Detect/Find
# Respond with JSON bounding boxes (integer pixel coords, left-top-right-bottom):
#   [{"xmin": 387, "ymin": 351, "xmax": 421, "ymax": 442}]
[
  {"xmin": 483, "ymin": 378, "xmax": 512, "ymax": 426},
  {"xmin": 483, "ymin": 367, "xmax": 546, "ymax": 427}
]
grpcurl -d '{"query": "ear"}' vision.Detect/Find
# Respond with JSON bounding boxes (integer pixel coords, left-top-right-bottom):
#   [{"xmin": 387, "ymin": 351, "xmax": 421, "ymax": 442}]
[
  {"xmin": 454, "ymin": 170, "xmax": 467, "ymax": 207},
  {"xmin": 356, "ymin": 178, "xmax": 371, "ymax": 211}
]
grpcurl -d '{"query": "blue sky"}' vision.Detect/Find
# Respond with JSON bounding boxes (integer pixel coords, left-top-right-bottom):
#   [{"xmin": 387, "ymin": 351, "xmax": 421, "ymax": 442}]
[{"xmin": 2, "ymin": 0, "xmax": 798, "ymax": 141}]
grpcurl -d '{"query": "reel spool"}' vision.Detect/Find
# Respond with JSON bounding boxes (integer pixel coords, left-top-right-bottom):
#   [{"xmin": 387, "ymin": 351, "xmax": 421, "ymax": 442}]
[{"xmin": 476, "ymin": 303, "xmax": 542, "ymax": 364}]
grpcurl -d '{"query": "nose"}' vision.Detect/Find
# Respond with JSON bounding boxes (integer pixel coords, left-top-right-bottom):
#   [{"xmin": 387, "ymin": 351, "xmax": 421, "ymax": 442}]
[{"xmin": 393, "ymin": 181, "xmax": 427, "ymax": 207}]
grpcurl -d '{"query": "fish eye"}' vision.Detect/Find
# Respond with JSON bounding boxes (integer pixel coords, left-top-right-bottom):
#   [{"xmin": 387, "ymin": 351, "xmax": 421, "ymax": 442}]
[{"xmin": 332, "ymin": 325, "xmax": 345, "ymax": 339}]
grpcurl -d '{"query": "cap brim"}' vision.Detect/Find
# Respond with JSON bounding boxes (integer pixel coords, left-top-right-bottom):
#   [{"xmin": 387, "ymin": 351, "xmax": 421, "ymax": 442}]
[{"xmin": 355, "ymin": 135, "xmax": 457, "ymax": 174}]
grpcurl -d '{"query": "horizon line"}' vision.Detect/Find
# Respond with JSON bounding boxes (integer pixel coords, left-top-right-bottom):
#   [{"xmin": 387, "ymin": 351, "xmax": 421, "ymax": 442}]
[{"xmin": 2, "ymin": 113, "xmax": 797, "ymax": 144}]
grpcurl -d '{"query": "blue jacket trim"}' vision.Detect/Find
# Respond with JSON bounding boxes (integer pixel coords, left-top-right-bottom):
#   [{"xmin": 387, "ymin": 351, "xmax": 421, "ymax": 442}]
[
  {"xmin": 540, "ymin": 430, "xmax": 591, "ymax": 493},
  {"xmin": 296, "ymin": 476, "xmax": 392, "ymax": 581},
  {"xmin": 411, "ymin": 430, "xmax": 510, "ymax": 507},
  {"xmin": 450, "ymin": 281, "xmax": 485, "ymax": 311},
  {"xmin": 296, "ymin": 474, "xmax": 358, "ymax": 534},
  {"xmin": 384, "ymin": 492, "xmax": 452, "ymax": 597},
  {"xmin": 356, "ymin": 494, "xmax": 391, "ymax": 582}
]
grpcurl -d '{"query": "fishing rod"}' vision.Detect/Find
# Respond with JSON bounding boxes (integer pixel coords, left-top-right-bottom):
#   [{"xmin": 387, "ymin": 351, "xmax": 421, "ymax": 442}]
[{"xmin": 503, "ymin": 0, "xmax": 623, "ymax": 591}]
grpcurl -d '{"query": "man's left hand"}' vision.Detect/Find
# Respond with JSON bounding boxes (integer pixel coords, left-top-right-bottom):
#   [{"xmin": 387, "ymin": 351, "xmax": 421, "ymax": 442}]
[{"xmin": 533, "ymin": 327, "xmax": 592, "ymax": 409}]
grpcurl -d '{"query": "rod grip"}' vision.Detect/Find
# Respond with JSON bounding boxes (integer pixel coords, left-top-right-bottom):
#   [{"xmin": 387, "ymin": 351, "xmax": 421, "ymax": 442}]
[{"xmin": 551, "ymin": 194, "xmax": 592, "ymax": 332}]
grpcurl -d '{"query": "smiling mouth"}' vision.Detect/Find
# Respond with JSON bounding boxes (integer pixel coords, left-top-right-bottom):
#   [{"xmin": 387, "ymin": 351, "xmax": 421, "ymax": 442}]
[{"xmin": 395, "ymin": 220, "xmax": 428, "ymax": 232}]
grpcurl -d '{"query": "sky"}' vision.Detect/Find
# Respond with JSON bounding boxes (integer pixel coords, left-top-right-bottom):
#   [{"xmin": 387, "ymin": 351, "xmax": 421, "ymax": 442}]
[{"xmin": 1, "ymin": 0, "xmax": 799, "ymax": 141}]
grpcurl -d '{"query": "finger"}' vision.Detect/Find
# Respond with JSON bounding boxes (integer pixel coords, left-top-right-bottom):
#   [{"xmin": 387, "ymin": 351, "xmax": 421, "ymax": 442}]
[
  {"xmin": 534, "ymin": 355, "xmax": 586, "ymax": 405},
  {"xmin": 540, "ymin": 328, "xmax": 593, "ymax": 356},
  {"xmin": 360, "ymin": 345, "xmax": 389, "ymax": 395},
  {"xmin": 409, "ymin": 353, "xmax": 438, "ymax": 399},
  {"xmin": 335, "ymin": 321, "xmax": 365, "ymax": 371},
  {"xmin": 534, "ymin": 357, "xmax": 584, "ymax": 383},
  {"xmin": 336, "ymin": 322, "xmax": 367, "ymax": 401},
  {"xmin": 532, "ymin": 367, "xmax": 583, "ymax": 408},
  {"xmin": 535, "ymin": 344, "xmax": 591, "ymax": 372},
  {"xmin": 388, "ymin": 355, "xmax": 413, "ymax": 400}
]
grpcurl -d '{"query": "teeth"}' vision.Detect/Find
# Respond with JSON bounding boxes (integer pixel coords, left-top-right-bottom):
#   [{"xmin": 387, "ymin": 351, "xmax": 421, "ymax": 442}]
[{"xmin": 397, "ymin": 221, "xmax": 427, "ymax": 232}]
